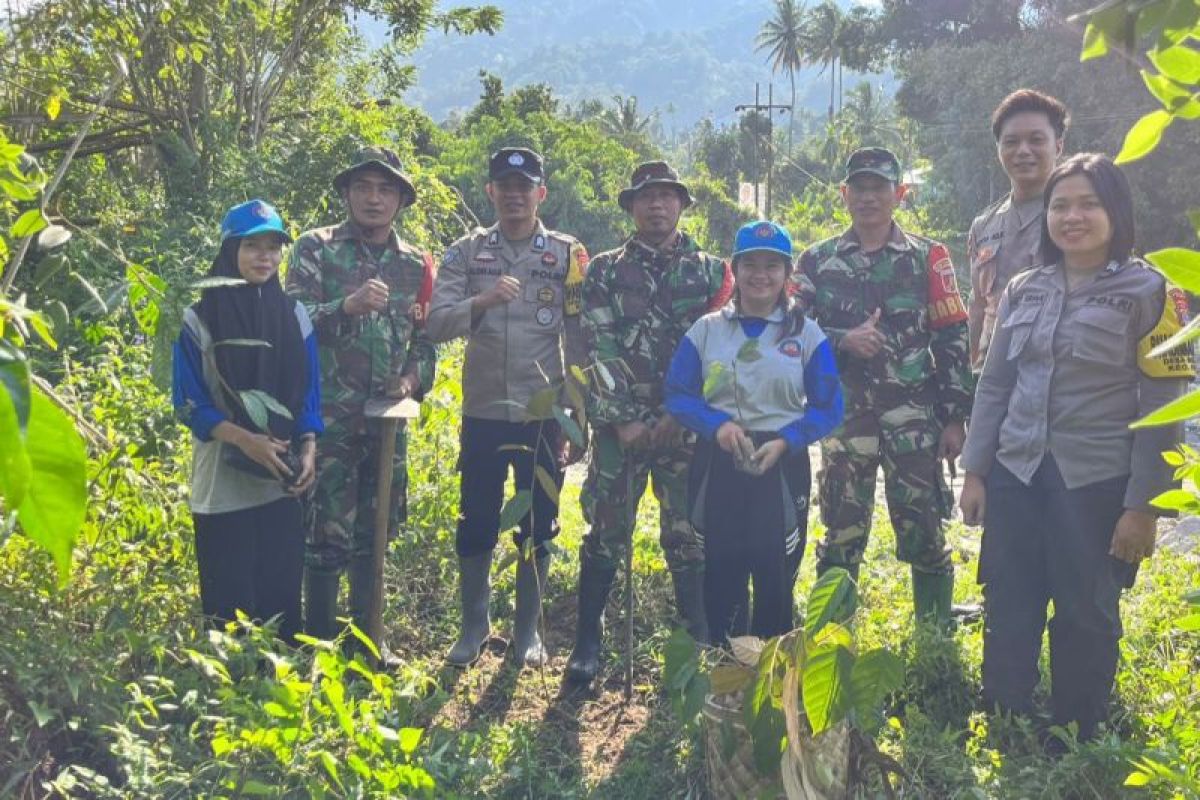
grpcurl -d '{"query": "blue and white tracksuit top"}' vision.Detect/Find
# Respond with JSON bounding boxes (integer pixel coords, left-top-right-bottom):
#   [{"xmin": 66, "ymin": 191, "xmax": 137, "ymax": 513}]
[{"xmin": 664, "ymin": 303, "xmax": 843, "ymax": 451}]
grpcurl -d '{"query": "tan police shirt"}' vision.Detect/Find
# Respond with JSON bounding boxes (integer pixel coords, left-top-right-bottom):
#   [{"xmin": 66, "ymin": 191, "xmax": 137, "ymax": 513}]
[
  {"xmin": 961, "ymin": 259, "xmax": 1194, "ymax": 511},
  {"xmin": 967, "ymin": 194, "xmax": 1044, "ymax": 370},
  {"xmin": 427, "ymin": 221, "xmax": 588, "ymax": 422}
]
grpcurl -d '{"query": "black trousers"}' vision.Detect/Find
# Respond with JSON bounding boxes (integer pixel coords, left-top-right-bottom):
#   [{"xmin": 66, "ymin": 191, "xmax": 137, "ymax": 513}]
[
  {"xmin": 691, "ymin": 437, "xmax": 811, "ymax": 645},
  {"xmin": 455, "ymin": 416, "xmax": 563, "ymax": 558},
  {"xmin": 979, "ymin": 456, "xmax": 1137, "ymax": 738},
  {"xmin": 193, "ymin": 496, "xmax": 305, "ymax": 643}
]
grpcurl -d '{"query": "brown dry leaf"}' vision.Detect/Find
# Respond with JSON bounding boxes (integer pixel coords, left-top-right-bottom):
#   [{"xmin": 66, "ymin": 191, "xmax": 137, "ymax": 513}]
[
  {"xmin": 729, "ymin": 635, "xmax": 765, "ymax": 667},
  {"xmin": 709, "ymin": 664, "xmax": 755, "ymax": 696}
]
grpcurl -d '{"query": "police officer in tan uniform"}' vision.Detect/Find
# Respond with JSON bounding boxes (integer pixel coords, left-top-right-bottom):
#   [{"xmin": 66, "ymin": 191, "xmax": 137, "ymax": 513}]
[
  {"xmin": 968, "ymin": 90, "xmax": 1069, "ymax": 370},
  {"xmin": 427, "ymin": 147, "xmax": 588, "ymax": 668}
]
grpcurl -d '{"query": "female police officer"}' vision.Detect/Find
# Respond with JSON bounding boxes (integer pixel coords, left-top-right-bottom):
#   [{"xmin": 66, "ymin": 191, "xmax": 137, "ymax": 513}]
[{"xmin": 959, "ymin": 154, "xmax": 1192, "ymax": 741}]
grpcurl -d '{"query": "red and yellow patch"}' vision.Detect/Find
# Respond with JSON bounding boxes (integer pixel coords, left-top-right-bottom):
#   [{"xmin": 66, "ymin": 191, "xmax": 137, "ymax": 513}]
[{"xmin": 925, "ymin": 244, "xmax": 968, "ymax": 329}]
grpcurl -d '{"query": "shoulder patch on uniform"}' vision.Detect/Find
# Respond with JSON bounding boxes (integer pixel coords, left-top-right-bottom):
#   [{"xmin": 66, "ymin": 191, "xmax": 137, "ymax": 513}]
[
  {"xmin": 1138, "ymin": 283, "xmax": 1196, "ymax": 379},
  {"xmin": 564, "ymin": 242, "xmax": 588, "ymax": 315},
  {"xmin": 925, "ymin": 243, "xmax": 969, "ymax": 329}
]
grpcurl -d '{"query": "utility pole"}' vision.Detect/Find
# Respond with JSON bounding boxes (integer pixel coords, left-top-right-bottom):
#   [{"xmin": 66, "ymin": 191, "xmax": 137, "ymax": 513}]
[{"xmin": 735, "ymin": 82, "xmax": 792, "ymax": 217}]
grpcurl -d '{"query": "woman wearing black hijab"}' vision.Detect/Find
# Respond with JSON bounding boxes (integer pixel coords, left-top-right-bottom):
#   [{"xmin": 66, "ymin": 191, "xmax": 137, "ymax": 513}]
[{"xmin": 172, "ymin": 199, "xmax": 323, "ymax": 642}]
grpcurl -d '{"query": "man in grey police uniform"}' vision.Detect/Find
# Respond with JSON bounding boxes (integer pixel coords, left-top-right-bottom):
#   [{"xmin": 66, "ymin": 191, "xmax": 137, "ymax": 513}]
[
  {"xmin": 968, "ymin": 89, "xmax": 1069, "ymax": 370},
  {"xmin": 427, "ymin": 147, "xmax": 589, "ymax": 668}
]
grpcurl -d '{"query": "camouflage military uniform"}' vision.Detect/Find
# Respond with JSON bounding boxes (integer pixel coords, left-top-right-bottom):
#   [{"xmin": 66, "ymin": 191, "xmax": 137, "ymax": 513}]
[
  {"xmin": 581, "ymin": 233, "xmax": 733, "ymax": 579},
  {"xmin": 285, "ymin": 221, "xmax": 436, "ymax": 573},
  {"xmin": 796, "ymin": 223, "xmax": 973, "ymax": 575}
]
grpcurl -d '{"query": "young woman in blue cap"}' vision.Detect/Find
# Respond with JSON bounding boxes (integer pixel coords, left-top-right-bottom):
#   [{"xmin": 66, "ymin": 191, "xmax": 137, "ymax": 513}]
[
  {"xmin": 172, "ymin": 199, "xmax": 323, "ymax": 643},
  {"xmin": 665, "ymin": 220, "xmax": 843, "ymax": 644}
]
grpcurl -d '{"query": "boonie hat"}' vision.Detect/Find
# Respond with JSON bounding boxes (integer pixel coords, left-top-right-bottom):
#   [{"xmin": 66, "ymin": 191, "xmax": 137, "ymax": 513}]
[
  {"xmin": 220, "ymin": 199, "xmax": 292, "ymax": 244},
  {"xmin": 489, "ymin": 147, "xmax": 545, "ymax": 183},
  {"xmin": 617, "ymin": 161, "xmax": 694, "ymax": 212},
  {"xmin": 732, "ymin": 220, "xmax": 792, "ymax": 262},
  {"xmin": 844, "ymin": 147, "xmax": 902, "ymax": 183},
  {"xmin": 333, "ymin": 146, "xmax": 417, "ymax": 208}
]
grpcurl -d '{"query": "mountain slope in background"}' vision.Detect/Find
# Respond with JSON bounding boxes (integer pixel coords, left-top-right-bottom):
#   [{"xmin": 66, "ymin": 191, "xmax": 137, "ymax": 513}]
[{"xmin": 361, "ymin": 0, "xmax": 889, "ymax": 129}]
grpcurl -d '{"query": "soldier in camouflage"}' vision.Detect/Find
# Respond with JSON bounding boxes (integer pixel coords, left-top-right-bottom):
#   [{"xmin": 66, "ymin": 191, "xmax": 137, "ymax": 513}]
[
  {"xmin": 285, "ymin": 147, "xmax": 436, "ymax": 653},
  {"xmin": 795, "ymin": 147, "xmax": 973, "ymax": 625},
  {"xmin": 565, "ymin": 161, "xmax": 733, "ymax": 686}
]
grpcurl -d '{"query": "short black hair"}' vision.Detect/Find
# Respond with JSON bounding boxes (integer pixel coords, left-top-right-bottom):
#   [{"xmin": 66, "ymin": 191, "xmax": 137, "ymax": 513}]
[
  {"xmin": 991, "ymin": 89, "xmax": 1070, "ymax": 141},
  {"xmin": 1039, "ymin": 152, "xmax": 1135, "ymax": 267}
]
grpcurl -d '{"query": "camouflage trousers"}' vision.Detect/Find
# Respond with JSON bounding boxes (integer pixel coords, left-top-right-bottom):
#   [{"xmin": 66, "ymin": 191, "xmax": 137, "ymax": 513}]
[
  {"xmin": 816, "ymin": 403, "xmax": 953, "ymax": 574},
  {"xmin": 306, "ymin": 416, "xmax": 408, "ymax": 574},
  {"xmin": 580, "ymin": 426, "xmax": 704, "ymax": 579}
]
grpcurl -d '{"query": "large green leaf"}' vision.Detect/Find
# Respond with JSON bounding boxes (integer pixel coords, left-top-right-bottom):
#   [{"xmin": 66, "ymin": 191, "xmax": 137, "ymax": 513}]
[
  {"xmin": 16, "ymin": 390, "xmax": 87, "ymax": 586},
  {"xmin": 239, "ymin": 390, "xmax": 269, "ymax": 431},
  {"xmin": 1147, "ymin": 248, "xmax": 1200, "ymax": 294},
  {"xmin": 11, "ymin": 208, "xmax": 48, "ymax": 238},
  {"xmin": 0, "ymin": 339, "xmax": 30, "ymax": 432},
  {"xmin": 1131, "ymin": 387, "xmax": 1200, "ymax": 429},
  {"xmin": 1115, "ymin": 109, "xmax": 1173, "ymax": 164},
  {"xmin": 1147, "ymin": 313, "xmax": 1200, "ymax": 357},
  {"xmin": 744, "ymin": 637, "xmax": 787, "ymax": 774},
  {"xmin": 241, "ymin": 388, "xmax": 293, "ymax": 421},
  {"xmin": 498, "ymin": 489, "xmax": 532, "ymax": 533},
  {"xmin": 1151, "ymin": 43, "xmax": 1200, "ymax": 84},
  {"xmin": 848, "ymin": 648, "xmax": 905, "ymax": 733},
  {"xmin": 553, "ymin": 405, "xmax": 583, "ymax": 447},
  {"xmin": 804, "ymin": 567, "xmax": 855, "ymax": 637},
  {"xmin": 802, "ymin": 641, "xmax": 853, "ymax": 735},
  {"xmin": 0, "ymin": 379, "xmax": 31, "ymax": 509}
]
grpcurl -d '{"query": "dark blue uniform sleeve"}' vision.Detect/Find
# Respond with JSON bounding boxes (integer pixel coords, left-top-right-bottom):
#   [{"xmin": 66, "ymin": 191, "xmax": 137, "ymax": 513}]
[
  {"xmin": 777, "ymin": 338, "xmax": 843, "ymax": 451},
  {"xmin": 172, "ymin": 329, "xmax": 226, "ymax": 442},
  {"xmin": 296, "ymin": 332, "xmax": 324, "ymax": 437},
  {"xmin": 664, "ymin": 334, "xmax": 732, "ymax": 440}
]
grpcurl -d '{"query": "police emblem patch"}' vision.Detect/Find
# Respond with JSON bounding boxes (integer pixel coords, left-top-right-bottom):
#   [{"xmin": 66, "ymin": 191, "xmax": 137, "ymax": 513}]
[
  {"xmin": 251, "ymin": 202, "xmax": 270, "ymax": 219},
  {"xmin": 533, "ymin": 234, "xmax": 546, "ymax": 251},
  {"xmin": 778, "ymin": 339, "xmax": 803, "ymax": 358},
  {"xmin": 536, "ymin": 306, "xmax": 555, "ymax": 326},
  {"xmin": 508, "ymin": 153, "xmax": 525, "ymax": 166},
  {"xmin": 538, "ymin": 286, "xmax": 555, "ymax": 304},
  {"xmin": 541, "ymin": 252, "xmax": 558, "ymax": 266}
]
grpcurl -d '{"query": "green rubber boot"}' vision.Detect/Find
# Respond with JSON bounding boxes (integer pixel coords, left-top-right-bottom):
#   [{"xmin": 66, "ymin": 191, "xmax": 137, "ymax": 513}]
[
  {"xmin": 447, "ymin": 552, "xmax": 493, "ymax": 667},
  {"xmin": 304, "ymin": 568, "xmax": 341, "ymax": 641},
  {"xmin": 912, "ymin": 567, "xmax": 954, "ymax": 629},
  {"xmin": 512, "ymin": 553, "xmax": 549, "ymax": 667}
]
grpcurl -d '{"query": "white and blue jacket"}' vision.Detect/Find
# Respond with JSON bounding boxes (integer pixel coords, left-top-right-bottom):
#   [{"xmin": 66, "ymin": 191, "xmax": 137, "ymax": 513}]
[{"xmin": 664, "ymin": 303, "xmax": 843, "ymax": 451}]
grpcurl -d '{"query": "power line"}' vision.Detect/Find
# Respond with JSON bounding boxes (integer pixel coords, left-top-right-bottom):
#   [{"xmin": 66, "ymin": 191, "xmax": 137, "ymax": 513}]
[{"xmin": 734, "ymin": 82, "xmax": 792, "ymax": 217}]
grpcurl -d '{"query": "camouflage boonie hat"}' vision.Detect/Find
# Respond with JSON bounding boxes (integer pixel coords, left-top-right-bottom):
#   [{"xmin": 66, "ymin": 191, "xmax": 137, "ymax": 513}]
[
  {"xmin": 333, "ymin": 146, "xmax": 417, "ymax": 208},
  {"xmin": 618, "ymin": 161, "xmax": 694, "ymax": 212},
  {"xmin": 844, "ymin": 147, "xmax": 902, "ymax": 184}
]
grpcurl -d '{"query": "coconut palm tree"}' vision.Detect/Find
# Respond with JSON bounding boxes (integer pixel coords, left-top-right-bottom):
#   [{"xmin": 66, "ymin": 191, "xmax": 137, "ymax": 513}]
[
  {"xmin": 597, "ymin": 95, "xmax": 657, "ymax": 139},
  {"xmin": 799, "ymin": 0, "xmax": 846, "ymax": 123},
  {"xmin": 755, "ymin": 0, "xmax": 805, "ymax": 153},
  {"xmin": 841, "ymin": 82, "xmax": 902, "ymax": 147}
]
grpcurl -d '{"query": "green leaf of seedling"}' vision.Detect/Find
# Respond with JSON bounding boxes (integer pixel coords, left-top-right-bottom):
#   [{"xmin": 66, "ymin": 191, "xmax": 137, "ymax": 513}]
[
  {"xmin": 594, "ymin": 360, "xmax": 616, "ymax": 391},
  {"xmin": 534, "ymin": 464, "xmax": 560, "ymax": 505},
  {"xmin": 554, "ymin": 405, "xmax": 584, "ymax": 447},
  {"xmin": 1115, "ymin": 109, "xmax": 1172, "ymax": 164},
  {"xmin": 16, "ymin": 390, "xmax": 87, "ymax": 586},
  {"xmin": 498, "ymin": 490, "xmax": 532, "ymax": 533},
  {"xmin": 1147, "ymin": 314, "xmax": 1200, "ymax": 358},
  {"xmin": 242, "ymin": 388, "xmax": 293, "ymax": 421},
  {"xmin": 570, "ymin": 364, "xmax": 589, "ymax": 387},
  {"xmin": 0, "ymin": 384, "xmax": 30, "ymax": 509},
  {"xmin": 1150, "ymin": 43, "xmax": 1200, "ymax": 84},
  {"xmin": 1131, "ymin": 387, "xmax": 1200, "ymax": 428},
  {"xmin": 1147, "ymin": 248, "xmax": 1200, "ymax": 294},
  {"xmin": 1080, "ymin": 22, "xmax": 1109, "ymax": 61},
  {"xmin": 0, "ymin": 340, "xmax": 31, "ymax": 432},
  {"xmin": 348, "ymin": 622, "xmax": 381, "ymax": 662},
  {"xmin": 399, "ymin": 727, "xmax": 423, "ymax": 753},
  {"xmin": 804, "ymin": 567, "xmax": 855, "ymax": 637},
  {"xmin": 527, "ymin": 386, "xmax": 557, "ymax": 418},
  {"xmin": 11, "ymin": 208, "xmax": 47, "ymax": 238},
  {"xmin": 849, "ymin": 648, "xmax": 905, "ymax": 733},
  {"xmin": 1176, "ymin": 612, "xmax": 1200, "ymax": 631},
  {"xmin": 239, "ymin": 390, "xmax": 269, "ymax": 432},
  {"xmin": 0, "ymin": 178, "xmax": 37, "ymax": 201},
  {"xmin": 702, "ymin": 361, "xmax": 729, "ymax": 400},
  {"xmin": 802, "ymin": 641, "xmax": 853, "ymax": 735},
  {"xmin": 1150, "ymin": 489, "xmax": 1200, "ymax": 513}
]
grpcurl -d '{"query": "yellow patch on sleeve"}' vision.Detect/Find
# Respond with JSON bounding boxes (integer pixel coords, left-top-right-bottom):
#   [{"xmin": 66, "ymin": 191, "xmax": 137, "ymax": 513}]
[
  {"xmin": 1137, "ymin": 286, "xmax": 1196, "ymax": 378},
  {"xmin": 564, "ymin": 242, "xmax": 589, "ymax": 315}
]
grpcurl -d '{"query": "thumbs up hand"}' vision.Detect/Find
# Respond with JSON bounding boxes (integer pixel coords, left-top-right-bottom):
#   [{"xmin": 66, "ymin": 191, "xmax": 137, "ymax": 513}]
[{"xmin": 838, "ymin": 308, "xmax": 887, "ymax": 359}]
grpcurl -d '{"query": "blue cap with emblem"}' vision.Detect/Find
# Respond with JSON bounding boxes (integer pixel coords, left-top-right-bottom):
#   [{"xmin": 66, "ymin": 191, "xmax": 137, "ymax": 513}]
[
  {"xmin": 219, "ymin": 199, "xmax": 292, "ymax": 243},
  {"xmin": 732, "ymin": 220, "xmax": 792, "ymax": 261}
]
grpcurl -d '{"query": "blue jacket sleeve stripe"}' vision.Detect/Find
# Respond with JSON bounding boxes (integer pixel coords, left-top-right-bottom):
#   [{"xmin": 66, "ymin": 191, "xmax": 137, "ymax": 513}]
[
  {"xmin": 664, "ymin": 334, "xmax": 732, "ymax": 440},
  {"xmin": 171, "ymin": 329, "xmax": 226, "ymax": 442},
  {"xmin": 296, "ymin": 332, "xmax": 324, "ymax": 437},
  {"xmin": 777, "ymin": 338, "xmax": 843, "ymax": 451}
]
